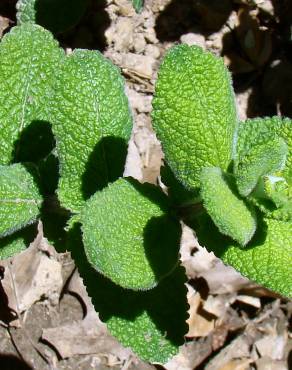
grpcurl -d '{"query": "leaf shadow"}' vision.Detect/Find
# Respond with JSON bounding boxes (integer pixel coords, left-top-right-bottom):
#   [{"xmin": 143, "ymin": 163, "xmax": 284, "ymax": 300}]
[
  {"xmin": 68, "ymin": 219, "xmax": 187, "ymax": 352},
  {"xmin": 155, "ymin": 0, "xmax": 233, "ymax": 42},
  {"xmin": 81, "ymin": 136, "xmax": 128, "ymax": 201},
  {"xmin": 32, "ymin": 0, "xmax": 89, "ymax": 34}
]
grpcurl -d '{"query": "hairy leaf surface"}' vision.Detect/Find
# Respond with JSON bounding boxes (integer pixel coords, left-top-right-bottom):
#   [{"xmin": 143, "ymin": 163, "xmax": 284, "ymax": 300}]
[
  {"xmin": 235, "ymin": 137, "xmax": 288, "ymax": 196},
  {"xmin": 249, "ymin": 176, "xmax": 292, "ymax": 221},
  {"xmin": 152, "ymin": 44, "xmax": 237, "ymax": 190},
  {"xmin": 52, "ymin": 49, "xmax": 132, "ymax": 212},
  {"xmin": 235, "ymin": 117, "xmax": 291, "ymax": 183},
  {"xmin": 0, "ymin": 24, "xmax": 64, "ymax": 165},
  {"xmin": 0, "ymin": 164, "xmax": 42, "ymax": 238},
  {"xmin": 200, "ymin": 167, "xmax": 256, "ymax": 246},
  {"xmin": 16, "ymin": 0, "xmax": 88, "ymax": 34},
  {"xmin": 193, "ymin": 214, "xmax": 292, "ymax": 297},
  {"xmin": 68, "ymin": 224, "xmax": 188, "ymax": 364},
  {"xmin": 81, "ymin": 178, "xmax": 181, "ymax": 290}
]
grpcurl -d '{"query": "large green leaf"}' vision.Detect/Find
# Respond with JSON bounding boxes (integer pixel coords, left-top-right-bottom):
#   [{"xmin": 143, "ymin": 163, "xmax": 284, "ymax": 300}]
[
  {"xmin": 16, "ymin": 0, "xmax": 88, "ymax": 34},
  {"xmin": 68, "ymin": 223, "xmax": 188, "ymax": 364},
  {"xmin": 193, "ymin": 214, "xmax": 292, "ymax": 298},
  {"xmin": 51, "ymin": 49, "xmax": 132, "ymax": 213},
  {"xmin": 81, "ymin": 178, "xmax": 181, "ymax": 290},
  {"xmin": 0, "ymin": 24, "xmax": 64, "ymax": 165},
  {"xmin": 152, "ymin": 44, "xmax": 237, "ymax": 190},
  {"xmin": 0, "ymin": 164, "xmax": 42, "ymax": 238},
  {"xmin": 200, "ymin": 167, "xmax": 256, "ymax": 246},
  {"xmin": 235, "ymin": 117, "xmax": 292, "ymax": 184}
]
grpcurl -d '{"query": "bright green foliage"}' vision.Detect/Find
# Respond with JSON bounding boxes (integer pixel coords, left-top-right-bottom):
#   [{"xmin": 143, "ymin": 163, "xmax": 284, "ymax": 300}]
[
  {"xmin": 200, "ymin": 167, "xmax": 256, "ymax": 246},
  {"xmin": 235, "ymin": 137, "xmax": 288, "ymax": 196},
  {"xmin": 193, "ymin": 213, "xmax": 292, "ymax": 297},
  {"xmin": 0, "ymin": 24, "xmax": 64, "ymax": 165},
  {"xmin": 16, "ymin": 0, "xmax": 88, "ymax": 34},
  {"xmin": 235, "ymin": 117, "xmax": 292, "ymax": 183},
  {"xmin": 51, "ymin": 49, "xmax": 132, "ymax": 213},
  {"xmin": 81, "ymin": 178, "xmax": 181, "ymax": 290},
  {"xmin": 68, "ymin": 223, "xmax": 188, "ymax": 364},
  {"xmin": 0, "ymin": 225, "xmax": 36, "ymax": 259},
  {"xmin": 221, "ymin": 218, "xmax": 292, "ymax": 297},
  {"xmin": 0, "ymin": 164, "xmax": 42, "ymax": 238},
  {"xmin": 250, "ymin": 176, "xmax": 292, "ymax": 221},
  {"xmin": 152, "ymin": 44, "xmax": 237, "ymax": 190},
  {"xmin": 131, "ymin": 0, "xmax": 144, "ymax": 13},
  {"xmin": 105, "ymin": 266, "xmax": 187, "ymax": 363}
]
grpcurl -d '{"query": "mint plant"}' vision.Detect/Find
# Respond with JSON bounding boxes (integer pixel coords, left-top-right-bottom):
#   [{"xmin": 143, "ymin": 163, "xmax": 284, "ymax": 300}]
[{"xmin": 0, "ymin": 23, "xmax": 291, "ymax": 364}]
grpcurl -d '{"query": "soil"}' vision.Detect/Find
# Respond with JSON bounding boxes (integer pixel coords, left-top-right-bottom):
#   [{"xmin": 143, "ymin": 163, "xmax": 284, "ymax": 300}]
[{"xmin": 0, "ymin": 1, "xmax": 291, "ymax": 370}]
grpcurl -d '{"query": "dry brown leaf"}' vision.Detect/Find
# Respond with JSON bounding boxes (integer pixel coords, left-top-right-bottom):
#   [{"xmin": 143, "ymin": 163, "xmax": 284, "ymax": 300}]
[
  {"xmin": 186, "ymin": 286, "xmax": 215, "ymax": 338},
  {"xmin": 0, "ymin": 222, "xmax": 63, "ymax": 317},
  {"xmin": 42, "ymin": 270, "xmax": 132, "ymax": 361}
]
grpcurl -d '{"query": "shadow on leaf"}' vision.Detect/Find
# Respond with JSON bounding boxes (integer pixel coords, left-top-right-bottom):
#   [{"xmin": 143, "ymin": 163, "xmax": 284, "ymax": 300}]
[
  {"xmin": 67, "ymin": 222, "xmax": 188, "ymax": 361},
  {"xmin": 81, "ymin": 136, "xmax": 128, "ymax": 201}
]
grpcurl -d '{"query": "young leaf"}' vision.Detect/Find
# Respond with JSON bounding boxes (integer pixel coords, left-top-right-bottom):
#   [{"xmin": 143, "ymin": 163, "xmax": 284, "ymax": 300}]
[
  {"xmin": 16, "ymin": 0, "xmax": 88, "ymax": 34},
  {"xmin": 200, "ymin": 167, "xmax": 256, "ymax": 246},
  {"xmin": 249, "ymin": 176, "xmax": 292, "ymax": 222},
  {"xmin": 152, "ymin": 44, "xmax": 237, "ymax": 190},
  {"xmin": 68, "ymin": 224, "xmax": 188, "ymax": 364},
  {"xmin": 131, "ymin": 0, "xmax": 144, "ymax": 13},
  {"xmin": 0, "ymin": 24, "xmax": 64, "ymax": 165},
  {"xmin": 81, "ymin": 178, "xmax": 181, "ymax": 290},
  {"xmin": 193, "ymin": 214, "xmax": 292, "ymax": 298},
  {"xmin": 0, "ymin": 164, "xmax": 42, "ymax": 238},
  {"xmin": 235, "ymin": 117, "xmax": 291, "ymax": 184},
  {"xmin": 51, "ymin": 49, "xmax": 132, "ymax": 213},
  {"xmin": 235, "ymin": 137, "xmax": 288, "ymax": 196}
]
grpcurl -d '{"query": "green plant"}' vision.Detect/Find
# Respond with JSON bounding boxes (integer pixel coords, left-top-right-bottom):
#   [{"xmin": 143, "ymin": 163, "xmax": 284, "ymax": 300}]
[{"xmin": 0, "ymin": 24, "xmax": 291, "ymax": 364}]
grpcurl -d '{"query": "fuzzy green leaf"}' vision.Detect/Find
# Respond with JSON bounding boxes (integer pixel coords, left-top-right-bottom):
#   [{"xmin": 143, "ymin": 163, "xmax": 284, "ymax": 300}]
[
  {"xmin": 51, "ymin": 49, "xmax": 132, "ymax": 213},
  {"xmin": 0, "ymin": 164, "xmax": 42, "ymax": 238},
  {"xmin": 0, "ymin": 24, "xmax": 64, "ymax": 165},
  {"xmin": 235, "ymin": 117, "xmax": 292, "ymax": 184},
  {"xmin": 152, "ymin": 44, "xmax": 237, "ymax": 190},
  {"xmin": 249, "ymin": 176, "xmax": 292, "ymax": 221},
  {"xmin": 81, "ymin": 178, "xmax": 181, "ymax": 290},
  {"xmin": 68, "ymin": 223, "xmax": 188, "ymax": 364},
  {"xmin": 16, "ymin": 0, "xmax": 88, "ymax": 34},
  {"xmin": 235, "ymin": 137, "xmax": 288, "ymax": 196},
  {"xmin": 0, "ymin": 224, "xmax": 36, "ymax": 260},
  {"xmin": 131, "ymin": 0, "xmax": 144, "ymax": 13},
  {"xmin": 200, "ymin": 167, "xmax": 256, "ymax": 246},
  {"xmin": 221, "ymin": 218, "xmax": 292, "ymax": 297},
  {"xmin": 193, "ymin": 214, "xmax": 292, "ymax": 297}
]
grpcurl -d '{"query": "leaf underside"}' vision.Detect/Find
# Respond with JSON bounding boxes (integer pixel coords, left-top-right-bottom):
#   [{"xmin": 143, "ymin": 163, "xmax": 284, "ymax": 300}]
[
  {"xmin": 51, "ymin": 49, "xmax": 132, "ymax": 213},
  {"xmin": 235, "ymin": 137, "xmax": 288, "ymax": 197},
  {"xmin": 200, "ymin": 167, "xmax": 256, "ymax": 246},
  {"xmin": 235, "ymin": 117, "xmax": 292, "ymax": 184},
  {"xmin": 0, "ymin": 24, "xmax": 64, "ymax": 165},
  {"xmin": 0, "ymin": 164, "xmax": 42, "ymax": 238},
  {"xmin": 152, "ymin": 44, "xmax": 237, "ymax": 190},
  {"xmin": 81, "ymin": 178, "xmax": 181, "ymax": 290}
]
